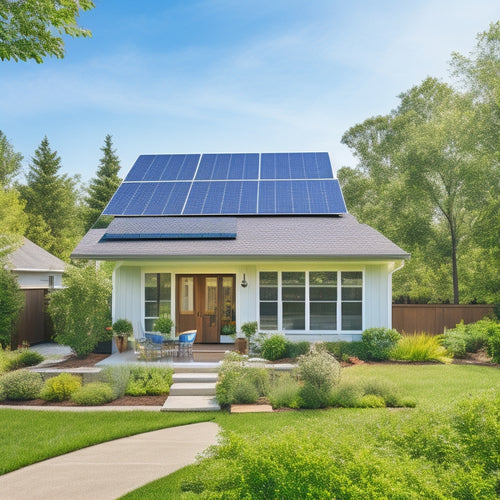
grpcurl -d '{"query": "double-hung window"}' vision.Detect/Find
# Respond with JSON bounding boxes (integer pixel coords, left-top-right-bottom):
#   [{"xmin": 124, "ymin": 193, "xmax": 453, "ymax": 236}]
[
  {"xmin": 258, "ymin": 271, "xmax": 362, "ymax": 332},
  {"xmin": 144, "ymin": 273, "xmax": 171, "ymax": 332}
]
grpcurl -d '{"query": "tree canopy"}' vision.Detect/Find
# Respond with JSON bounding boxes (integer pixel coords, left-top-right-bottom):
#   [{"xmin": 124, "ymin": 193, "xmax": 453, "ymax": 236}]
[
  {"xmin": 0, "ymin": 0, "xmax": 95, "ymax": 63},
  {"xmin": 0, "ymin": 130, "xmax": 23, "ymax": 188},
  {"xmin": 340, "ymin": 23, "xmax": 499, "ymax": 304},
  {"xmin": 19, "ymin": 136, "xmax": 83, "ymax": 260}
]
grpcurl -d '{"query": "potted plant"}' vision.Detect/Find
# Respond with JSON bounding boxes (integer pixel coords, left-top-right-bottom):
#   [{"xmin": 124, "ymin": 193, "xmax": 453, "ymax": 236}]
[
  {"xmin": 112, "ymin": 319, "xmax": 133, "ymax": 353},
  {"xmin": 153, "ymin": 314, "xmax": 174, "ymax": 340},
  {"xmin": 235, "ymin": 321, "xmax": 258, "ymax": 355},
  {"xmin": 221, "ymin": 323, "xmax": 236, "ymax": 337}
]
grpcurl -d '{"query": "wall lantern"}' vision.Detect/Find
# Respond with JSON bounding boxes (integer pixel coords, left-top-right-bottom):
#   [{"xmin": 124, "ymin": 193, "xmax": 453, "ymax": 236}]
[{"xmin": 241, "ymin": 273, "xmax": 248, "ymax": 288}]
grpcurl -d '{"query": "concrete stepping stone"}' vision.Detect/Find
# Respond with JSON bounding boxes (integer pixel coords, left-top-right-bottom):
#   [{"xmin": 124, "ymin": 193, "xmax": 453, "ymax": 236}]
[{"xmin": 162, "ymin": 395, "xmax": 220, "ymax": 412}]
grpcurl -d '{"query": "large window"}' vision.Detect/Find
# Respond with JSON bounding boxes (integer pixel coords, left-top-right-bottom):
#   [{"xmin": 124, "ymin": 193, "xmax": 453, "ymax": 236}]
[
  {"xmin": 341, "ymin": 272, "xmax": 362, "ymax": 330},
  {"xmin": 144, "ymin": 273, "xmax": 171, "ymax": 331},
  {"xmin": 282, "ymin": 272, "xmax": 305, "ymax": 330},
  {"xmin": 310, "ymin": 271, "xmax": 337, "ymax": 330},
  {"xmin": 258, "ymin": 271, "xmax": 362, "ymax": 332},
  {"xmin": 259, "ymin": 272, "xmax": 278, "ymax": 330}
]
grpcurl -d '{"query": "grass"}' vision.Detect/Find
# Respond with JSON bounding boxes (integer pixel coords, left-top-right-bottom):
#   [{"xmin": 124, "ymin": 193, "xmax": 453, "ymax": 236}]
[
  {"xmin": 0, "ymin": 411, "xmax": 216, "ymax": 475},
  {"xmin": 2, "ymin": 364, "xmax": 499, "ymax": 496},
  {"xmin": 121, "ymin": 363, "xmax": 500, "ymax": 499}
]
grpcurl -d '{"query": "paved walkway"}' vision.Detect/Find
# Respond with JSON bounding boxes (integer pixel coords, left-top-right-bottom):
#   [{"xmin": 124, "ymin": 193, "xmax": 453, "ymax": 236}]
[{"xmin": 0, "ymin": 421, "xmax": 219, "ymax": 500}]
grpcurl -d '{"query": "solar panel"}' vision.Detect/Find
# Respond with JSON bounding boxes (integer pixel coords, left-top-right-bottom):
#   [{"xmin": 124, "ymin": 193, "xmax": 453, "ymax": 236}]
[
  {"xmin": 102, "ymin": 152, "xmax": 346, "ymax": 216},
  {"xmin": 101, "ymin": 217, "xmax": 237, "ymax": 240}
]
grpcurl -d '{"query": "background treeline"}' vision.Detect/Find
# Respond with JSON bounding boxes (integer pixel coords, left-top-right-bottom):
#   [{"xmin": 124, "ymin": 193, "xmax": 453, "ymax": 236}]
[
  {"xmin": 339, "ymin": 22, "xmax": 499, "ymax": 304},
  {"xmin": 1, "ymin": 24, "xmax": 499, "ymax": 305},
  {"xmin": 0, "ymin": 133, "xmax": 121, "ymax": 262}
]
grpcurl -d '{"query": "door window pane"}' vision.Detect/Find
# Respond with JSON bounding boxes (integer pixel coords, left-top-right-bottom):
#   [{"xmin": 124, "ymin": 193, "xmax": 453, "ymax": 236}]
[
  {"xmin": 221, "ymin": 277, "xmax": 235, "ymax": 323},
  {"xmin": 205, "ymin": 277, "xmax": 217, "ymax": 314},
  {"xmin": 180, "ymin": 277, "xmax": 194, "ymax": 313}
]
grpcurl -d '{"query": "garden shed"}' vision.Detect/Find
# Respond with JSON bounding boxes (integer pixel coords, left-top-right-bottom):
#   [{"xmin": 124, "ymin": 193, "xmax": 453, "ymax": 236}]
[{"xmin": 8, "ymin": 238, "xmax": 66, "ymax": 345}]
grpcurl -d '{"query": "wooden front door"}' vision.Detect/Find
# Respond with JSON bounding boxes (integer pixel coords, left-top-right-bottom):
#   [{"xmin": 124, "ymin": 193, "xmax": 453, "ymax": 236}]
[{"xmin": 176, "ymin": 275, "xmax": 235, "ymax": 343}]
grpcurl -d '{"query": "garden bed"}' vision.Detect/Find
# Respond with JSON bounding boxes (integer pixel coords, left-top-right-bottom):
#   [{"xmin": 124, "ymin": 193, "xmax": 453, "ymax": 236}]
[
  {"xmin": 0, "ymin": 394, "xmax": 166, "ymax": 407},
  {"xmin": 43, "ymin": 353, "xmax": 110, "ymax": 368}
]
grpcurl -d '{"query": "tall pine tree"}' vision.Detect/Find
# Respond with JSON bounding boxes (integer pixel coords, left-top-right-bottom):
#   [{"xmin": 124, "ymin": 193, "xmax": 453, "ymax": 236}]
[
  {"xmin": 20, "ymin": 136, "xmax": 82, "ymax": 261},
  {"xmin": 84, "ymin": 134, "xmax": 121, "ymax": 231}
]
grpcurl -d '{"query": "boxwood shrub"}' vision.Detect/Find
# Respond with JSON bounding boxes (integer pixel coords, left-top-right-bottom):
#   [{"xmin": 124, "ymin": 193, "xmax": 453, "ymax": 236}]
[
  {"xmin": 0, "ymin": 370, "xmax": 44, "ymax": 400},
  {"xmin": 70, "ymin": 382, "xmax": 114, "ymax": 405}
]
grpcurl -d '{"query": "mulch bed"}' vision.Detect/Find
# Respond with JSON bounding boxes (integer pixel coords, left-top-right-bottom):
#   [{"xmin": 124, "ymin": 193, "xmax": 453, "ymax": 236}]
[
  {"xmin": 0, "ymin": 395, "xmax": 166, "ymax": 407},
  {"xmin": 43, "ymin": 353, "xmax": 110, "ymax": 368}
]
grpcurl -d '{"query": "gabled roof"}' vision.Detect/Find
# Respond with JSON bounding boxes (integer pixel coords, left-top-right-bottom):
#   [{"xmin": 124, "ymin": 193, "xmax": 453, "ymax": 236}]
[
  {"xmin": 72, "ymin": 151, "xmax": 409, "ymax": 262},
  {"xmin": 9, "ymin": 238, "xmax": 66, "ymax": 272},
  {"xmin": 72, "ymin": 215, "xmax": 410, "ymax": 261}
]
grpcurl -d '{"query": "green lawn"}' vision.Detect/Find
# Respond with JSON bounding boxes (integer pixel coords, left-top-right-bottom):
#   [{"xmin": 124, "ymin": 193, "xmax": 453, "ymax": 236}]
[
  {"xmin": 0, "ymin": 411, "xmax": 216, "ymax": 475},
  {"xmin": 2, "ymin": 364, "xmax": 499, "ymax": 498},
  {"xmin": 122, "ymin": 364, "xmax": 500, "ymax": 499}
]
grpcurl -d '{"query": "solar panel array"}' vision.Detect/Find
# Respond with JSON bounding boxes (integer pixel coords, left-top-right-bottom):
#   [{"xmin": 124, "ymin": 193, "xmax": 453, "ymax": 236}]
[{"xmin": 103, "ymin": 153, "xmax": 347, "ymax": 216}]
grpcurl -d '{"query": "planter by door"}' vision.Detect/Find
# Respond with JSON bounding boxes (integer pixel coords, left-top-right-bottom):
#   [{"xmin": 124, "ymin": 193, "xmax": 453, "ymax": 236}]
[
  {"xmin": 114, "ymin": 335, "xmax": 128, "ymax": 353},
  {"xmin": 235, "ymin": 337, "xmax": 249, "ymax": 355},
  {"xmin": 93, "ymin": 340, "xmax": 112, "ymax": 354}
]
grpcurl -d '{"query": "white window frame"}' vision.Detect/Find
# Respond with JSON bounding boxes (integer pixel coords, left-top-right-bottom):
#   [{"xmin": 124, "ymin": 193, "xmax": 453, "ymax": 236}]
[
  {"xmin": 142, "ymin": 272, "xmax": 173, "ymax": 333},
  {"xmin": 257, "ymin": 269, "xmax": 364, "ymax": 334}
]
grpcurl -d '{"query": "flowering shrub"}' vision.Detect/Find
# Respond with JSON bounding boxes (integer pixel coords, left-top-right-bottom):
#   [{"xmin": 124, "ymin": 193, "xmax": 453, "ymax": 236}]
[{"xmin": 40, "ymin": 373, "xmax": 82, "ymax": 402}]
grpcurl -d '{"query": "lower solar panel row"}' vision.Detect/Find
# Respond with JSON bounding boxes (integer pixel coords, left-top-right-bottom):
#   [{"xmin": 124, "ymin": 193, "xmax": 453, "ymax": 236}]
[{"xmin": 103, "ymin": 179, "xmax": 346, "ymax": 216}]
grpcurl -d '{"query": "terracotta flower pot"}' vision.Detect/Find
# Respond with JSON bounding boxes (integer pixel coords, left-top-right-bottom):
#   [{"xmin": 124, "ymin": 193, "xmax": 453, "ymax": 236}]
[
  {"xmin": 114, "ymin": 335, "xmax": 128, "ymax": 353},
  {"xmin": 235, "ymin": 337, "xmax": 248, "ymax": 355}
]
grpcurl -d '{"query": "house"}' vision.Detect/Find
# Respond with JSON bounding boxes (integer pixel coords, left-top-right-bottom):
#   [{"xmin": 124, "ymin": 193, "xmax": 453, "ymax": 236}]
[
  {"xmin": 8, "ymin": 238, "xmax": 66, "ymax": 345},
  {"xmin": 72, "ymin": 152, "xmax": 409, "ymax": 344}
]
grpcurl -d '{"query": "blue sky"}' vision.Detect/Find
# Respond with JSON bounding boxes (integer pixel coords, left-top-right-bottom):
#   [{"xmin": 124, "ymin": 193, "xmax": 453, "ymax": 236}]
[{"xmin": 1, "ymin": 0, "xmax": 498, "ymax": 184}]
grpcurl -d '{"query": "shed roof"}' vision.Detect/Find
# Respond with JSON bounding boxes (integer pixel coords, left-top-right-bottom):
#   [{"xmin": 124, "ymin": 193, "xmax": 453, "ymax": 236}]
[
  {"xmin": 72, "ymin": 215, "xmax": 410, "ymax": 261},
  {"xmin": 9, "ymin": 238, "xmax": 66, "ymax": 272}
]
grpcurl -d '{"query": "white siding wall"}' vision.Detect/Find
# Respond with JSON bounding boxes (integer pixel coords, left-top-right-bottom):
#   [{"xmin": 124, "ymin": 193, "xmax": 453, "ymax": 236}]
[
  {"xmin": 113, "ymin": 265, "xmax": 142, "ymax": 332},
  {"xmin": 113, "ymin": 259, "xmax": 395, "ymax": 342},
  {"xmin": 14, "ymin": 271, "xmax": 63, "ymax": 289},
  {"xmin": 364, "ymin": 264, "xmax": 391, "ymax": 330}
]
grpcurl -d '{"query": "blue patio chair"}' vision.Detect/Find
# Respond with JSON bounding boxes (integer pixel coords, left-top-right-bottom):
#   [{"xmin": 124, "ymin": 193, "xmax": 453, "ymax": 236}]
[
  {"xmin": 134, "ymin": 322, "xmax": 162, "ymax": 360},
  {"xmin": 177, "ymin": 330, "xmax": 197, "ymax": 357}
]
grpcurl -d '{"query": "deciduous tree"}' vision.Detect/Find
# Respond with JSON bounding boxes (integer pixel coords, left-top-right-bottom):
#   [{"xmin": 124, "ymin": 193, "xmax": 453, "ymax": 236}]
[
  {"xmin": 48, "ymin": 264, "xmax": 112, "ymax": 357},
  {"xmin": 0, "ymin": 131, "xmax": 23, "ymax": 188},
  {"xmin": 0, "ymin": 0, "xmax": 95, "ymax": 63}
]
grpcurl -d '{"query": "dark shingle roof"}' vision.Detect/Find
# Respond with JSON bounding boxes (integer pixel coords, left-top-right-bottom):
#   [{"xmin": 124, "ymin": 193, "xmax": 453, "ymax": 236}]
[
  {"xmin": 9, "ymin": 238, "xmax": 66, "ymax": 271},
  {"xmin": 72, "ymin": 215, "xmax": 409, "ymax": 261}
]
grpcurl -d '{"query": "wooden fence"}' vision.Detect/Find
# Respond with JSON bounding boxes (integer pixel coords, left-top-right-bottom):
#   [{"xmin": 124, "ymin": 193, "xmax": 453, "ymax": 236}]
[
  {"xmin": 13, "ymin": 289, "xmax": 54, "ymax": 347},
  {"xmin": 392, "ymin": 304, "xmax": 495, "ymax": 335}
]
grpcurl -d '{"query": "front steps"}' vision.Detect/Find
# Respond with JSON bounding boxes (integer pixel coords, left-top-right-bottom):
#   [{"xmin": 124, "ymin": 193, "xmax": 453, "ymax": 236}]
[{"xmin": 163, "ymin": 364, "xmax": 221, "ymax": 412}]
